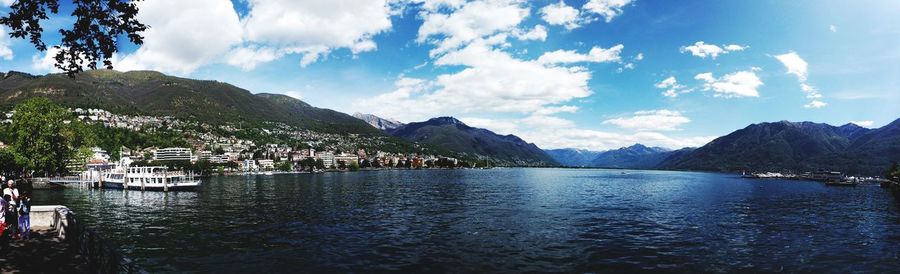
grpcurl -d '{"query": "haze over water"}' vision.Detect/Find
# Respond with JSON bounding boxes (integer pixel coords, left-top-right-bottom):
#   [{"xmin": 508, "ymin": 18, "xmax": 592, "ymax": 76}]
[{"xmin": 35, "ymin": 169, "xmax": 900, "ymax": 272}]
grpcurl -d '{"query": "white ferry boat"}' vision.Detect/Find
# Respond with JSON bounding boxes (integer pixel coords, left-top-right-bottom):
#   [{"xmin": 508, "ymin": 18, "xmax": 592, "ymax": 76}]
[{"xmin": 104, "ymin": 165, "xmax": 201, "ymax": 191}]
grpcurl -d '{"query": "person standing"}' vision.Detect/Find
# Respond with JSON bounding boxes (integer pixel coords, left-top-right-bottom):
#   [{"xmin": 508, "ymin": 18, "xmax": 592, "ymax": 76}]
[
  {"xmin": 3, "ymin": 180, "xmax": 17, "ymax": 238},
  {"xmin": 17, "ymin": 193, "xmax": 29, "ymax": 240}
]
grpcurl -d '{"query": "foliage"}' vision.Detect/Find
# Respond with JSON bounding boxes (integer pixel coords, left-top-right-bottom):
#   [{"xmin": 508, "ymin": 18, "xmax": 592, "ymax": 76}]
[
  {"xmin": 7, "ymin": 97, "xmax": 95, "ymax": 176},
  {"xmin": 276, "ymin": 161, "xmax": 292, "ymax": 172},
  {"xmin": 887, "ymin": 162, "xmax": 900, "ymax": 182},
  {"xmin": 0, "ymin": 0, "xmax": 146, "ymax": 76},
  {"xmin": 348, "ymin": 161, "xmax": 359, "ymax": 171},
  {"xmin": 0, "ymin": 147, "xmax": 25, "ymax": 176}
]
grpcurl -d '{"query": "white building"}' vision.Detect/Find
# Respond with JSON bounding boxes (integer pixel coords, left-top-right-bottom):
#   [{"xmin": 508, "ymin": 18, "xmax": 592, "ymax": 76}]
[
  {"xmin": 333, "ymin": 153, "xmax": 359, "ymax": 168},
  {"xmin": 316, "ymin": 152, "xmax": 334, "ymax": 168},
  {"xmin": 243, "ymin": 159, "xmax": 258, "ymax": 172},
  {"xmin": 257, "ymin": 159, "xmax": 275, "ymax": 170},
  {"xmin": 154, "ymin": 147, "xmax": 193, "ymax": 161}
]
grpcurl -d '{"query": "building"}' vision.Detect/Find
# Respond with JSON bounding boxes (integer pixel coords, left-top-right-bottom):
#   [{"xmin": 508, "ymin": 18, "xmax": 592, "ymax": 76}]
[
  {"xmin": 333, "ymin": 153, "xmax": 359, "ymax": 168},
  {"xmin": 257, "ymin": 159, "xmax": 275, "ymax": 170},
  {"xmin": 242, "ymin": 159, "xmax": 258, "ymax": 172},
  {"xmin": 154, "ymin": 147, "xmax": 193, "ymax": 161},
  {"xmin": 316, "ymin": 152, "xmax": 334, "ymax": 168}
]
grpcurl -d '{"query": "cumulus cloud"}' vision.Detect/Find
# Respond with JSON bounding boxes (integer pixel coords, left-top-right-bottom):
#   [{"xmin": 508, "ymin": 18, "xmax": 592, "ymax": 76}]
[
  {"xmin": 602, "ymin": 110, "xmax": 690, "ymax": 131},
  {"xmin": 680, "ymin": 41, "xmax": 747, "ymax": 59},
  {"xmin": 582, "ymin": 0, "xmax": 633, "ymax": 23},
  {"xmin": 111, "ymin": 0, "xmax": 243, "ymax": 75},
  {"xmin": 540, "ymin": 1, "xmax": 582, "ymax": 30},
  {"xmin": 416, "ymin": 0, "xmax": 529, "ymax": 55},
  {"xmin": 458, "ymin": 114, "xmax": 713, "ymax": 151},
  {"xmin": 107, "ymin": 0, "xmax": 397, "ymax": 74},
  {"xmin": 776, "ymin": 51, "xmax": 827, "ymax": 108},
  {"xmin": 829, "ymin": 25, "xmax": 838, "ymax": 32},
  {"xmin": 694, "ymin": 70, "xmax": 763, "ymax": 98},
  {"xmin": 0, "ymin": 28, "xmax": 13, "ymax": 60},
  {"xmin": 240, "ymin": 0, "xmax": 393, "ymax": 66},
  {"xmin": 536, "ymin": 44, "xmax": 624, "ymax": 65},
  {"xmin": 513, "ymin": 25, "xmax": 547, "ymax": 41}
]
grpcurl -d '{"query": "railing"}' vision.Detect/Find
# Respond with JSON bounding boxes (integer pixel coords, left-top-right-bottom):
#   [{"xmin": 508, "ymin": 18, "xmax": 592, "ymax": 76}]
[{"xmin": 50, "ymin": 206, "xmax": 148, "ymax": 274}]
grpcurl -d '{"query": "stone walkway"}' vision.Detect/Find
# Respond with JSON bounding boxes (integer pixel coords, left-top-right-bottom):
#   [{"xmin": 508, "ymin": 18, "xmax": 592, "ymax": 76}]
[{"xmin": 0, "ymin": 228, "xmax": 87, "ymax": 273}]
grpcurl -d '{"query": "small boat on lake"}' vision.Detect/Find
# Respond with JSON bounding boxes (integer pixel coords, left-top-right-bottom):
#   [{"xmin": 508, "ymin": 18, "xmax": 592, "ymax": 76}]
[
  {"xmin": 104, "ymin": 165, "xmax": 201, "ymax": 191},
  {"xmin": 825, "ymin": 178, "xmax": 858, "ymax": 187}
]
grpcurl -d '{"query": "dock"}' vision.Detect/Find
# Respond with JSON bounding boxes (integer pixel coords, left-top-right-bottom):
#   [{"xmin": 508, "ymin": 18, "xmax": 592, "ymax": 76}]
[{"xmin": 1, "ymin": 205, "xmax": 146, "ymax": 273}]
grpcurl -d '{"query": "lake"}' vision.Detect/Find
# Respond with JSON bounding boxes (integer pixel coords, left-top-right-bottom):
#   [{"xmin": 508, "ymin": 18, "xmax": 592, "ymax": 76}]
[{"xmin": 33, "ymin": 168, "xmax": 900, "ymax": 272}]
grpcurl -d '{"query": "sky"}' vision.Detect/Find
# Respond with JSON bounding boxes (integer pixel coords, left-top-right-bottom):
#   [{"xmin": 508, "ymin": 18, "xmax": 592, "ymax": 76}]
[{"xmin": 0, "ymin": 0, "xmax": 898, "ymax": 151}]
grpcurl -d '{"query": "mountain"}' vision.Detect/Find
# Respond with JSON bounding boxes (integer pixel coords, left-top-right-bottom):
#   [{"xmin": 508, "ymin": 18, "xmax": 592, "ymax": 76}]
[
  {"xmin": 660, "ymin": 119, "xmax": 900, "ymax": 175},
  {"xmin": 0, "ymin": 70, "xmax": 381, "ymax": 134},
  {"xmin": 544, "ymin": 148, "xmax": 602, "ymax": 167},
  {"xmin": 352, "ymin": 112, "xmax": 404, "ymax": 131},
  {"xmin": 389, "ymin": 117, "xmax": 557, "ymax": 166},
  {"xmin": 591, "ymin": 144, "xmax": 673, "ymax": 169}
]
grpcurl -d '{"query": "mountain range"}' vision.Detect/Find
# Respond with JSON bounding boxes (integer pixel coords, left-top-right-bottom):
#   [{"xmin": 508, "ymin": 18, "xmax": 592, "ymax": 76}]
[
  {"xmin": 0, "ymin": 70, "xmax": 380, "ymax": 134},
  {"xmin": 352, "ymin": 113, "xmax": 404, "ymax": 131},
  {"xmin": 660, "ymin": 119, "xmax": 900, "ymax": 175},
  {"xmin": 386, "ymin": 117, "xmax": 557, "ymax": 166},
  {"xmin": 546, "ymin": 144, "xmax": 692, "ymax": 169}
]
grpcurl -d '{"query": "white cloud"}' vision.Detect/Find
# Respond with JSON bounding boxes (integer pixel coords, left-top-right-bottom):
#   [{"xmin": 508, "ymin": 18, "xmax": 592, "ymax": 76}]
[
  {"xmin": 31, "ymin": 47, "xmax": 62, "ymax": 72},
  {"xmin": 829, "ymin": 25, "xmax": 838, "ymax": 32},
  {"xmin": 680, "ymin": 41, "xmax": 747, "ymax": 59},
  {"xmin": 694, "ymin": 70, "xmax": 763, "ymax": 98},
  {"xmin": 850, "ymin": 120, "xmax": 874, "ymax": 127},
  {"xmin": 602, "ymin": 110, "xmax": 690, "ymax": 131},
  {"xmin": 0, "ymin": 0, "xmax": 12, "ymax": 6},
  {"xmin": 224, "ymin": 46, "xmax": 283, "ymax": 71},
  {"xmin": 240, "ymin": 0, "xmax": 393, "ymax": 67},
  {"xmin": 457, "ymin": 115, "xmax": 713, "ymax": 151},
  {"xmin": 536, "ymin": 44, "xmax": 623, "ymax": 65},
  {"xmin": 513, "ymin": 25, "xmax": 547, "ymax": 41},
  {"xmin": 634, "ymin": 53, "xmax": 643, "ymax": 61},
  {"xmin": 655, "ymin": 76, "xmax": 692, "ymax": 98},
  {"xmin": 459, "ymin": 117, "xmax": 519, "ymax": 135},
  {"xmin": 540, "ymin": 1, "xmax": 582, "ymax": 30},
  {"xmin": 582, "ymin": 0, "xmax": 633, "ymax": 23},
  {"xmin": 803, "ymin": 100, "xmax": 827, "ymax": 109},
  {"xmin": 0, "ymin": 28, "xmax": 12, "ymax": 60},
  {"xmin": 110, "ymin": 0, "xmax": 396, "ymax": 74},
  {"xmin": 534, "ymin": 105, "xmax": 579, "ymax": 115},
  {"xmin": 774, "ymin": 51, "xmax": 808, "ymax": 81},
  {"xmin": 416, "ymin": 0, "xmax": 529, "ymax": 55},
  {"xmin": 111, "ymin": 0, "xmax": 242, "ymax": 75},
  {"xmin": 776, "ymin": 51, "xmax": 827, "ymax": 108}
]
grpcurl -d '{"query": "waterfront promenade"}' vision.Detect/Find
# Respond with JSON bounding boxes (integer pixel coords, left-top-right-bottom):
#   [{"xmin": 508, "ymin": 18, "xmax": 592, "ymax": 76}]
[{"xmin": 1, "ymin": 205, "xmax": 145, "ymax": 273}]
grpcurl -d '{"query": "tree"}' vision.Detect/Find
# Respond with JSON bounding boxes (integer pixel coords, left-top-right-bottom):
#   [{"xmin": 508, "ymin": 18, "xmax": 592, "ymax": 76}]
[
  {"xmin": 348, "ymin": 161, "xmax": 360, "ymax": 172},
  {"xmin": 887, "ymin": 162, "xmax": 900, "ymax": 182},
  {"xmin": 8, "ymin": 98, "xmax": 95, "ymax": 176},
  {"xmin": 277, "ymin": 161, "xmax": 292, "ymax": 172},
  {"xmin": 314, "ymin": 158, "xmax": 325, "ymax": 170},
  {"xmin": 0, "ymin": 0, "xmax": 147, "ymax": 76},
  {"xmin": 0, "ymin": 148, "xmax": 25, "ymax": 176}
]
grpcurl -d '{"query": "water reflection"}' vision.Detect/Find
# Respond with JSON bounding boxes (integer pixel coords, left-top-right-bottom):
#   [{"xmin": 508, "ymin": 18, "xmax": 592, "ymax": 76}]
[{"xmin": 33, "ymin": 169, "xmax": 900, "ymax": 272}]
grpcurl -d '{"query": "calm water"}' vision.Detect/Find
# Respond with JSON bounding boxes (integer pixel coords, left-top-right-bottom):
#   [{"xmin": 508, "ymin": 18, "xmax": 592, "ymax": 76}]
[{"xmin": 34, "ymin": 169, "xmax": 900, "ymax": 273}]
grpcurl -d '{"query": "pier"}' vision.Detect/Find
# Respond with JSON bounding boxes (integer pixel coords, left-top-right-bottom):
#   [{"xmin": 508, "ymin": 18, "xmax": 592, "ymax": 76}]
[{"xmin": 2, "ymin": 205, "xmax": 145, "ymax": 273}]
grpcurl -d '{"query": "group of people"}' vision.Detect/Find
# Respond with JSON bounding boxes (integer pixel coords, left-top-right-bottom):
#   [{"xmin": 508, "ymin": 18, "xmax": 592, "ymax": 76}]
[{"xmin": 0, "ymin": 176, "xmax": 30, "ymax": 247}]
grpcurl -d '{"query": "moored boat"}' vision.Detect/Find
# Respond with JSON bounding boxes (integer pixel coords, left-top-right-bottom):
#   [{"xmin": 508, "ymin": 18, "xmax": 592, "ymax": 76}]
[{"xmin": 104, "ymin": 165, "xmax": 201, "ymax": 191}]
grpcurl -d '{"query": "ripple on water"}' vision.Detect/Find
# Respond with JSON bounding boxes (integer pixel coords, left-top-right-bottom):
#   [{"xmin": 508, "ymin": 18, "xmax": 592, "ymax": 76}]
[{"xmin": 32, "ymin": 169, "xmax": 900, "ymax": 273}]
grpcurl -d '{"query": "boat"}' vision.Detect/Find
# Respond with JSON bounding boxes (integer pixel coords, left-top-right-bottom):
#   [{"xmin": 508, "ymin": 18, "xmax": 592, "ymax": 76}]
[
  {"xmin": 824, "ymin": 178, "xmax": 858, "ymax": 187},
  {"xmin": 104, "ymin": 165, "xmax": 201, "ymax": 191}
]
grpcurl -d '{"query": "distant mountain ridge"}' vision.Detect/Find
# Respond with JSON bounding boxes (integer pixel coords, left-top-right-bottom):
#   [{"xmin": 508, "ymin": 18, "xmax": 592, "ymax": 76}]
[
  {"xmin": 661, "ymin": 119, "xmax": 900, "ymax": 175},
  {"xmin": 352, "ymin": 112, "xmax": 404, "ymax": 131},
  {"xmin": 388, "ymin": 117, "xmax": 557, "ymax": 166},
  {"xmin": 546, "ymin": 144, "xmax": 690, "ymax": 169},
  {"xmin": 0, "ymin": 70, "xmax": 381, "ymax": 134}
]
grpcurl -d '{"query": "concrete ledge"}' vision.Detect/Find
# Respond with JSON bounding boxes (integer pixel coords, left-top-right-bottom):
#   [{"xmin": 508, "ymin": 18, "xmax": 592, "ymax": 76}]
[{"xmin": 30, "ymin": 205, "xmax": 67, "ymax": 228}]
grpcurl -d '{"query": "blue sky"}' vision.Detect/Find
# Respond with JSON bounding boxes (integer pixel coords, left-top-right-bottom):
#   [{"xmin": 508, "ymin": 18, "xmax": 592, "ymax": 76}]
[{"xmin": 0, "ymin": 0, "xmax": 898, "ymax": 150}]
